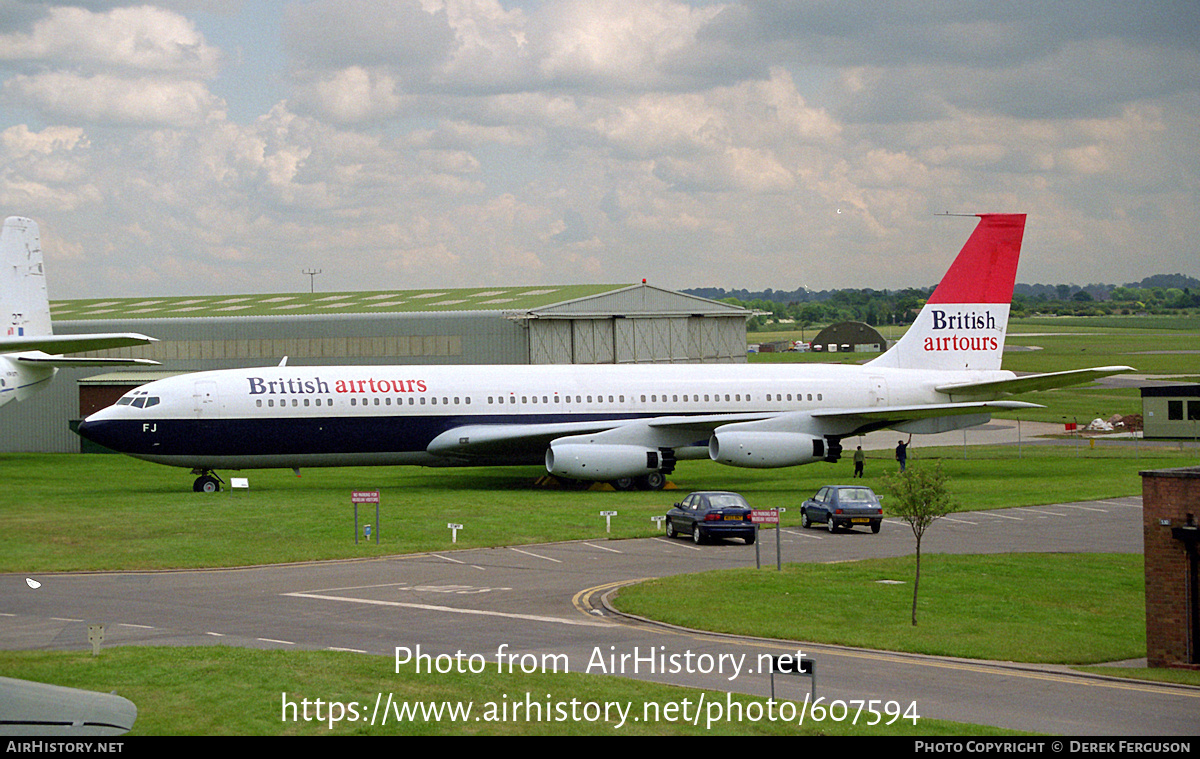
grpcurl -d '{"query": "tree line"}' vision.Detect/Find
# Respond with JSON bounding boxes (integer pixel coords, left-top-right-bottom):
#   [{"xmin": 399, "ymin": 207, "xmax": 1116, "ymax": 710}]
[{"xmin": 684, "ymin": 274, "xmax": 1200, "ymax": 331}]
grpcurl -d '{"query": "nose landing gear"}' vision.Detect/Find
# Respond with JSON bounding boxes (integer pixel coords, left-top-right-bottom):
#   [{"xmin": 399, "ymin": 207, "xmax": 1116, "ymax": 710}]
[{"xmin": 191, "ymin": 469, "xmax": 223, "ymax": 493}]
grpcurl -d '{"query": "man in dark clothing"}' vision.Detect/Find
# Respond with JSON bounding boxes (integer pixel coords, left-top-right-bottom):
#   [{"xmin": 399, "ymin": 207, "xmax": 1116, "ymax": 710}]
[
  {"xmin": 895, "ymin": 435, "xmax": 911, "ymax": 471},
  {"xmin": 853, "ymin": 446, "xmax": 865, "ymax": 478}
]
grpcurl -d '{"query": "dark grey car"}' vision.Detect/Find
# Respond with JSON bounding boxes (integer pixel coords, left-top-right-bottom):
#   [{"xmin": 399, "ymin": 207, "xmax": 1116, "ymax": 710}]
[
  {"xmin": 800, "ymin": 485, "xmax": 884, "ymax": 533},
  {"xmin": 665, "ymin": 491, "xmax": 756, "ymax": 545}
]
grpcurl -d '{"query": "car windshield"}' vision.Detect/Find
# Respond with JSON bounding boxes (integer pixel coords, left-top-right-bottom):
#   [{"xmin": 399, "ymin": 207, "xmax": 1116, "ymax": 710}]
[
  {"xmin": 838, "ymin": 488, "xmax": 876, "ymax": 503},
  {"xmin": 707, "ymin": 494, "xmax": 748, "ymax": 509}
]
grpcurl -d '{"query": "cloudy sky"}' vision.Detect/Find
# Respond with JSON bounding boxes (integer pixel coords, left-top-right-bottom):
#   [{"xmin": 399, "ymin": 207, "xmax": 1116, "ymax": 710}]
[{"xmin": 1, "ymin": 1, "xmax": 1197, "ymax": 299}]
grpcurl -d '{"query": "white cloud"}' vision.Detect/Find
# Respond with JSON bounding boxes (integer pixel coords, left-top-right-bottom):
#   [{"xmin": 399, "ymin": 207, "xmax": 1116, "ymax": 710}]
[
  {"xmin": 0, "ymin": 5, "xmax": 221, "ymax": 77},
  {"xmin": 299, "ymin": 67, "xmax": 404, "ymax": 124},
  {"xmin": 6, "ymin": 72, "xmax": 222, "ymax": 127}
]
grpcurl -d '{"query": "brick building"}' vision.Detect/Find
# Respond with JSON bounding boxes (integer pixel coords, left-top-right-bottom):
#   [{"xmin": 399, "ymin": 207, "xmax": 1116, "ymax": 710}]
[{"xmin": 1141, "ymin": 466, "xmax": 1200, "ymax": 668}]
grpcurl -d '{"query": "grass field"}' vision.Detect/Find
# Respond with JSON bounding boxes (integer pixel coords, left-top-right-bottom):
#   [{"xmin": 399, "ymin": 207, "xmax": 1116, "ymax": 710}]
[
  {"xmin": 0, "ymin": 646, "xmax": 1005, "ymax": 736},
  {"xmin": 2, "ymin": 442, "xmax": 1196, "ymax": 572},
  {"xmin": 613, "ymin": 554, "xmax": 1146, "ymax": 664}
]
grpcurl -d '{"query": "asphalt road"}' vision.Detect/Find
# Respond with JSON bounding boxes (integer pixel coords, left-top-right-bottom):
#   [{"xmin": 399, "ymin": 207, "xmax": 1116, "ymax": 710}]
[{"xmin": 3, "ymin": 493, "xmax": 1197, "ymax": 735}]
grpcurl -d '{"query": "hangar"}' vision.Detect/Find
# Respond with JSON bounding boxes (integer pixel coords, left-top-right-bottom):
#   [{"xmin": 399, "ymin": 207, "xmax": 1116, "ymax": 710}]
[
  {"xmin": 3, "ymin": 283, "xmax": 751, "ymax": 453},
  {"xmin": 809, "ymin": 321, "xmax": 888, "ymax": 353}
]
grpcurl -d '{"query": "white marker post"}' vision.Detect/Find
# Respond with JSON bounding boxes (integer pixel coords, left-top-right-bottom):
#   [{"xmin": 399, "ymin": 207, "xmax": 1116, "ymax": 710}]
[
  {"xmin": 448, "ymin": 523, "xmax": 464, "ymax": 543},
  {"xmin": 650, "ymin": 515, "xmax": 665, "ymax": 532},
  {"xmin": 600, "ymin": 510, "xmax": 618, "ymax": 534}
]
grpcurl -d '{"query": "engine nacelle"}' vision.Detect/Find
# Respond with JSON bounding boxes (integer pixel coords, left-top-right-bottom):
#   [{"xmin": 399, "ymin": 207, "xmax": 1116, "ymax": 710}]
[
  {"xmin": 708, "ymin": 430, "xmax": 826, "ymax": 469},
  {"xmin": 545, "ymin": 443, "xmax": 660, "ymax": 481}
]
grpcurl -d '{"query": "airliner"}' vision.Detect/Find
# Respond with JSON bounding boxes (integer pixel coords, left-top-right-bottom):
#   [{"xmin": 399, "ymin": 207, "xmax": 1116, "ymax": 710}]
[
  {"xmin": 1, "ymin": 216, "xmax": 158, "ymax": 409},
  {"xmin": 76, "ymin": 214, "xmax": 1132, "ymax": 492}
]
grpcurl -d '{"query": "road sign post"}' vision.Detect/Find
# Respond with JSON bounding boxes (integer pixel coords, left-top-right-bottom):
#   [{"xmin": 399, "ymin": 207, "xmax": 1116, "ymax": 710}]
[
  {"xmin": 352, "ymin": 490, "xmax": 380, "ymax": 545},
  {"xmin": 751, "ymin": 509, "xmax": 781, "ymax": 569}
]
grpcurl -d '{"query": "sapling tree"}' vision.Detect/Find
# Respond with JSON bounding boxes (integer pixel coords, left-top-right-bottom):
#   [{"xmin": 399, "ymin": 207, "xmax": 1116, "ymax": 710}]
[{"xmin": 880, "ymin": 462, "xmax": 958, "ymax": 625}]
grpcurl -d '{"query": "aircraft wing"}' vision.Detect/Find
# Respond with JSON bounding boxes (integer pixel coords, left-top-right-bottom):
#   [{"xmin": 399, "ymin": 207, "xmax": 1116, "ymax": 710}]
[
  {"xmin": 935, "ymin": 366, "xmax": 1135, "ymax": 398},
  {"xmin": 426, "ymin": 412, "xmax": 775, "ymax": 458},
  {"xmin": 0, "ymin": 333, "xmax": 157, "ymax": 355},
  {"xmin": 13, "ymin": 354, "xmax": 161, "ymax": 367},
  {"xmin": 426, "ymin": 401, "xmax": 1043, "ymax": 461}
]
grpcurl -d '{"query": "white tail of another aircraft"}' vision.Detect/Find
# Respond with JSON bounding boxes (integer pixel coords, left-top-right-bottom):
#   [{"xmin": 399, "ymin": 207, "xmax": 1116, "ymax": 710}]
[
  {"xmin": 0, "ymin": 216, "xmax": 158, "ymax": 408},
  {"xmin": 2, "ymin": 217, "xmax": 53, "ymax": 340}
]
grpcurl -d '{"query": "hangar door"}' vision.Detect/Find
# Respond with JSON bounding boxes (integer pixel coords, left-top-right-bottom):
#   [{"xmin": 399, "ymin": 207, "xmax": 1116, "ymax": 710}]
[
  {"xmin": 529, "ymin": 318, "xmax": 618, "ymax": 364},
  {"xmin": 531, "ymin": 316, "xmax": 742, "ymax": 364}
]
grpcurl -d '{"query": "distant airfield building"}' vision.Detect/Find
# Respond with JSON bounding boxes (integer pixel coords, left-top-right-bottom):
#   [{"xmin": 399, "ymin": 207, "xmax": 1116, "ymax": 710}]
[
  {"xmin": 2, "ymin": 283, "xmax": 751, "ymax": 454},
  {"xmin": 809, "ymin": 321, "xmax": 888, "ymax": 353},
  {"xmin": 1142, "ymin": 385, "xmax": 1200, "ymax": 440}
]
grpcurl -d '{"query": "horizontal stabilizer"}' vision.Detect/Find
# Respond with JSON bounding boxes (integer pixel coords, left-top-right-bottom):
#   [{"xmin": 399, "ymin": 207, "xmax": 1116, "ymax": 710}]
[
  {"xmin": 0, "ymin": 333, "xmax": 157, "ymax": 355},
  {"xmin": 936, "ymin": 366, "xmax": 1135, "ymax": 398}
]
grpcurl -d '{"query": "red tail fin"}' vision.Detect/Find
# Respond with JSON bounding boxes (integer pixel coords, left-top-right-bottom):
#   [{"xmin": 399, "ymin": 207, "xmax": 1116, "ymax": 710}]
[
  {"xmin": 927, "ymin": 214, "xmax": 1025, "ymax": 304},
  {"xmin": 868, "ymin": 213, "xmax": 1024, "ymax": 372}
]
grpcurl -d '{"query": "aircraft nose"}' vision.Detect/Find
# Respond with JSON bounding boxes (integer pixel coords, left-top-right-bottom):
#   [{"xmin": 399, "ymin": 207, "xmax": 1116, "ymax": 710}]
[{"xmin": 75, "ymin": 417, "xmax": 120, "ymax": 451}]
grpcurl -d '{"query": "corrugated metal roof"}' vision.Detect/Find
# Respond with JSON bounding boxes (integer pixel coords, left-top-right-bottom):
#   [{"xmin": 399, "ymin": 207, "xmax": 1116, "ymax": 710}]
[
  {"xmin": 52, "ymin": 283, "xmax": 750, "ymax": 322},
  {"xmin": 51, "ymin": 284, "xmax": 630, "ymax": 321},
  {"xmin": 529, "ymin": 284, "xmax": 750, "ymax": 318}
]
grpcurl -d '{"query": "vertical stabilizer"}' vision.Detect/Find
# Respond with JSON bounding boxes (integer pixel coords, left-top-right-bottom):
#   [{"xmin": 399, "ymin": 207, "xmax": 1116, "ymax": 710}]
[
  {"xmin": 868, "ymin": 214, "xmax": 1025, "ymax": 372},
  {"xmin": 1, "ymin": 217, "xmax": 52, "ymax": 339}
]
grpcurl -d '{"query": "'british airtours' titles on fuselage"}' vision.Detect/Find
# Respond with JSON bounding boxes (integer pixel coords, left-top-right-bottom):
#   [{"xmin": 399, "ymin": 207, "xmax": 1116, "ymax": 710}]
[
  {"xmin": 924, "ymin": 308, "xmax": 1001, "ymax": 353},
  {"xmin": 247, "ymin": 376, "xmax": 428, "ymax": 396}
]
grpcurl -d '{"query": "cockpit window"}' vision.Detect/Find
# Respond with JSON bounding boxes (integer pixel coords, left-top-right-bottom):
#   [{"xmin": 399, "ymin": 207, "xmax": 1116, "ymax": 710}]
[{"xmin": 118, "ymin": 392, "xmax": 160, "ymax": 409}]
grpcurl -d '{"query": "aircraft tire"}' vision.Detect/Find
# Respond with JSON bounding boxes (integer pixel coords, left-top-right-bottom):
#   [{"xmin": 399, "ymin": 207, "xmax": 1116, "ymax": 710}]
[
  {"xmin": 638, "ymin": 472, "xmax": 666, "ymax": 491},
  {"xmin": 194, "ymin": 475, "xmax": 220, "ymax": 493}
]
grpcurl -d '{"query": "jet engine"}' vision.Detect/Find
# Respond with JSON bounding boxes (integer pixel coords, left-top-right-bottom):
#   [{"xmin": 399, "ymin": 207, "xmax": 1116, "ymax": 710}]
[
  {"xmin": 708, "ymin": 430, "xmax": 827, "ymax": 468},
  {"xmin": 545, "ymin": 442, "xmax": 661, "ymax": 481}
]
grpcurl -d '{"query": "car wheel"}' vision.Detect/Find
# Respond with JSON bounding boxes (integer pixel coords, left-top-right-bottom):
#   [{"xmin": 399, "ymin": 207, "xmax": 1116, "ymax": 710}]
[
  {"xmin": 871, "ymin": 520, "xmax": 881, "ymax": 534},
  {"xmin": 665, "ymin": 520, "xmax": 676, "ymax": 539},
  {"xmin": 801, "ymin": 509, "xmax": 811, "ymax": 529},
  {"xmin": 744, "ymin": 532, "xmax": 756, "ymax": 545},
  {"xmin": 692, "ymin": 525, "xmax": 705, "ymax": 545},
  {"xmin": 827, "ymin": 515, "xmax": 837, "ymax": 533}
]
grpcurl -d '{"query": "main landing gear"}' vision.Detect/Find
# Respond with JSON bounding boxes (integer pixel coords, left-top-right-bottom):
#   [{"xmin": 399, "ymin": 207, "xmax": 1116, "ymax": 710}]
[
  {"xmin": 192, "ymin": 469, "xmax": 224, "ymax": 493},
  {"xmin": 610, "ymin": 472, "xmax": 667, "ymax": 491}
]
